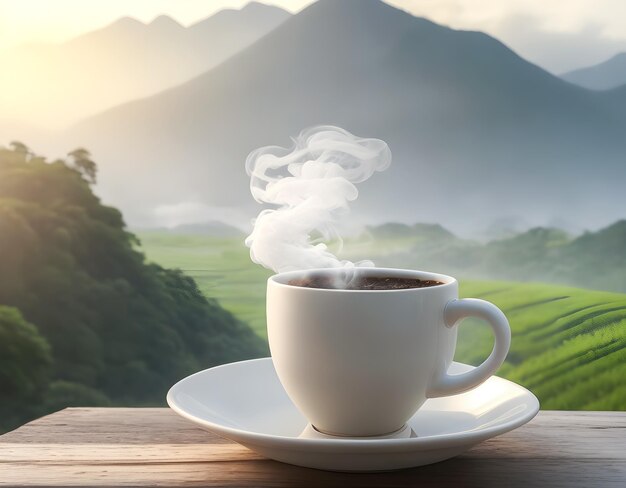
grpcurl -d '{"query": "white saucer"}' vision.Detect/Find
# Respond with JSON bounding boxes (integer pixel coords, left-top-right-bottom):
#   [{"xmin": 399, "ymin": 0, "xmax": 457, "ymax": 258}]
[{"xmin": 167, "ymin": 358, "xmax": 539, "ymax": 472}]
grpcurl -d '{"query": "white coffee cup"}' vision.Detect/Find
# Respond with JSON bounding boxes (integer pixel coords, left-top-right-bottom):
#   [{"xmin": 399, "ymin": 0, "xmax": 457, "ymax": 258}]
[{"xmin": 267, "ymin": 267, "xmax": 511, "ymax": 437}]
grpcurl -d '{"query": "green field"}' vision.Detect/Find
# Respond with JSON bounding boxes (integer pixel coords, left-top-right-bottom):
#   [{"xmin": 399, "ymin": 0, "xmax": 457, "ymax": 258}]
[
  {"xmin": 138, "ymin": 232, "xmax": 626, "ymax": 410},
  {"xmin": 138, "ymin": 232, "xmax": 273, "ymax": 335}
]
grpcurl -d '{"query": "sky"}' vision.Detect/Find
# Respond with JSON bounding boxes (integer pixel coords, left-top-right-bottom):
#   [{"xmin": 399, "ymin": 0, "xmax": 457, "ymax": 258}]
[{"xmin": 1, "ymin": 0, "xmax": 626, "ymax": 73}]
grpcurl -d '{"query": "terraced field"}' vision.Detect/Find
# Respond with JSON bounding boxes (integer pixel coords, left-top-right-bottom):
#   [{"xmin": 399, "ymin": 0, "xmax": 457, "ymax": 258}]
[
  {"xmin": 457, "ymin": 282, "xmax": 626, "ymax": 410},
  {"xmin": 138, "ymin": 232, "xmax": 626, "ymax": 410}
]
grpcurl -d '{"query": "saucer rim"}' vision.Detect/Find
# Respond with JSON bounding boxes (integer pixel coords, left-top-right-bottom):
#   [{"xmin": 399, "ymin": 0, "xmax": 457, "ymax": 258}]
[{"xmin": 167, "ymin": 357, "xmax": 540, "ymax": 452}]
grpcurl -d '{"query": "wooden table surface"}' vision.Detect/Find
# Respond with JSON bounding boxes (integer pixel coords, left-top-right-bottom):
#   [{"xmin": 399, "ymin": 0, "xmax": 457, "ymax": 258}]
[{"xmin": 1, "ymin": 408, "xmax": 625, "ymax": 487}]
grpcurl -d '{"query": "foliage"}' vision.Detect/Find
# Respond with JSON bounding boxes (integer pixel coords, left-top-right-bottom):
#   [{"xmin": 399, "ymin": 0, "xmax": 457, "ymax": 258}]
[
  {"xmin": 67, "ymin": 147, "xmax": 97, "ymax": 184},
  {"xmin": 0, "ymin": 306, "xmax": 51, "ymax": 429},
  {"xmin": 0, "ymin": 144, "xmax": 266, "ymax": 433},
  {"xmin": 0, "ymin": 307, "xmax": 51, "ymax": 397},
  {"xmin": 41, "ymin": 381, "xmax": 111, "ymax": 412}
]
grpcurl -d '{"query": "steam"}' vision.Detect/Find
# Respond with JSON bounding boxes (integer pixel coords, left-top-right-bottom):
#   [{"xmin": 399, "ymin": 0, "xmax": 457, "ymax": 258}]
[{"xmin": 245, "ymin": 125, "xmax": 391, "ymax": 274}]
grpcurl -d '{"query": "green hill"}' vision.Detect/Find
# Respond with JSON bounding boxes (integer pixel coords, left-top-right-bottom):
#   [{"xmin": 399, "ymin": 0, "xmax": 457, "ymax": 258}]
[
  {"xmin": 458, "ymin": 281, "xmax": 626, "ymax": 410},
  {"xmin": 139, "ymin": 232, "xmax": 626, "ymax": 411},
  {"xmin": 0, "ymin": 145, "xmax": 266, "ymax": 433}
]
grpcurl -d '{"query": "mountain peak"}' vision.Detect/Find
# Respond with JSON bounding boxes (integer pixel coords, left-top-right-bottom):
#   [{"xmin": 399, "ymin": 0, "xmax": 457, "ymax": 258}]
[
  {"xmin": 607, "ymin": 52, "xmax": 626, "ymax": 62},
  {"xmin": 189, "ymin": 2, "xmax": 289, "ymax": 33},
  {"xmin": 241, "ymin": 1, "xmax": 284, "ymax": 11},
  {"xmin": 149, "ymin": 15, "xmax": 183, "ymax": 29},
  {"xmin": 309, "ymin": 0, "xmax": 396, "ymax": 14},
  {"xmin": 108, "ymin": 16, "xmax": 145, "ymax": 29},
  {"xmin": 299, "ymin": 0, "xmax": 442, "ymax": 37},
  {"xmin": 561, "ymin": 51, "xmax": 626, "ymax": 90}
]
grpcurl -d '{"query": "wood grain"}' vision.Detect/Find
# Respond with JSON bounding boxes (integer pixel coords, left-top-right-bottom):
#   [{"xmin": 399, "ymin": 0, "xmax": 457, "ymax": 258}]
[{"xmin": 1, "ymin": 408, "xmax": 625, "ymax": 487}]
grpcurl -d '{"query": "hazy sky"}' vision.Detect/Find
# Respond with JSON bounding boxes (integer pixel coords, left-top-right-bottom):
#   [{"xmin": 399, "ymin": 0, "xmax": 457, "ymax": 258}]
[{"xmin": 2, "ymin": 0, "xmax": 626, "ymax": 73}]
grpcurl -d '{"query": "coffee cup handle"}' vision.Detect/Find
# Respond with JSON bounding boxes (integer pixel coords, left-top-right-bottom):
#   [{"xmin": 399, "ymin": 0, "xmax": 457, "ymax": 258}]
[{"xmin": 427, "ymin": 298, "xmax": 511, "ymax": 398}]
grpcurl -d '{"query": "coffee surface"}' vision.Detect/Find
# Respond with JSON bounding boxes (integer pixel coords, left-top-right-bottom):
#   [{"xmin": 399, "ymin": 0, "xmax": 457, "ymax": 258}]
[{"xmin": 288, "ymin": 275, "xmax": 443, "ymax": 290}]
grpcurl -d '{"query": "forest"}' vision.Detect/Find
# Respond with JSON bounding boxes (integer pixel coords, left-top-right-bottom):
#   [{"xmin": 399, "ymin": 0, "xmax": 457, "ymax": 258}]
[{"xmin": 0, "ymin": 144, "xmax": 266, "ymax": 433}]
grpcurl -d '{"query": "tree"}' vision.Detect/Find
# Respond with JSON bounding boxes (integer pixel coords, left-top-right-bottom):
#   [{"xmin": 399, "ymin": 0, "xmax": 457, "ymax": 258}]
[
  {"xmin": 9, "ymin": 141, "xmax": 30, "ymax": 156},
  {"xmin": 68, "ymin": 147, "xmax": 97, "ymax": 184}
]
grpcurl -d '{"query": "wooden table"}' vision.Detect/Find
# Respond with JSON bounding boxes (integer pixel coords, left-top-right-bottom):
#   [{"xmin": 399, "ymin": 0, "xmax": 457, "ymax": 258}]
[{"xmin": 1, "ymin": 408, "xmax": 624, "ymax": 487}]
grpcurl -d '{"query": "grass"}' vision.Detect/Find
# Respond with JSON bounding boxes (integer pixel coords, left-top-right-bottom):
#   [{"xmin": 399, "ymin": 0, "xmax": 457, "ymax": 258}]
[{"xmin": 137, "ymin": 232, "xmax": 626, "ymax": 410}]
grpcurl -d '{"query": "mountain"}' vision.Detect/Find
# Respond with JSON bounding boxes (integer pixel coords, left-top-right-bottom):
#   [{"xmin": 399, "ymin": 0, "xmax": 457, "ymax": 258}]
[
  {"xmin": 65, "ymin": 0, "xmax": 626, "ymax": 232},
  {"xmin": 561, "ymin": 220, "xmax": 626, "ymax": 290},
  {"xmin": 561, "ymin": 53, "xmax": 626, "ymax": 90},
  {"xmin": 366, "ymin": 222, "xmax": 455, "ymax": 240},
  {"xmin": 0, "ymin": 2, "xmax": 290, "ymax": 129},
  {"xmin": 360, "ymin": 219, "xmax": 626, "ymax": 293},
  {"xmin": 476, "ymin": 216, "xmax": 533, "ymax": 241}
]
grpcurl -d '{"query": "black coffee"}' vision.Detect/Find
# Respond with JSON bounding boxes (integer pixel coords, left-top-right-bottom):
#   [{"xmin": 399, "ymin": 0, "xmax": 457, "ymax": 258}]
[{"xmin": 288, "ymin": 275, "xmax": 443, "ymax": 290}]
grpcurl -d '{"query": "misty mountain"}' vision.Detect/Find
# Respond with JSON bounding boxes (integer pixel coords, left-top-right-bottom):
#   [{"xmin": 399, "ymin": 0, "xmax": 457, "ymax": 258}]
[
  {"xmin": 480, "ymin": 216, "xmax": 533, "ymax": 241},
  {"xmin": 561, "ymin": 53, "xmax": 626, "ymax": 90},
  {"xmin": 0, "ymin": 2, "xmax": 289, "ymax": 129},
  {"xmin": 65, "ymin": 0, "xmax": 626, "ymax": 233},
  {"xmin": 366, "ymin": 222, "xmax": 455, "ymax": 241},
  {"xmin": 366, "ymin": 220, "xmax": 626, "ymax": 293}
]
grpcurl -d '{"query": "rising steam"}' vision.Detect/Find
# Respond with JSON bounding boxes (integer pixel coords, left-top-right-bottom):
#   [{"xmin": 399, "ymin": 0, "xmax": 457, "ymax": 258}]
[{"xmin": 245, "ymin": 125, "xmax": 391, "ymax": 274}]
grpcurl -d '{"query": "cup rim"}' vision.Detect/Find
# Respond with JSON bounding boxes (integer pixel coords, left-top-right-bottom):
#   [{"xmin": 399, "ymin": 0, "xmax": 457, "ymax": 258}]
[{"xmin": 268, "ymin": 267, "xmax": 457, "ymax": 293}]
